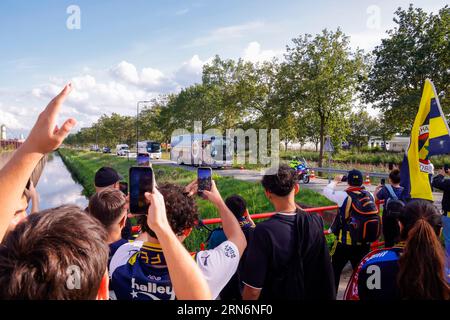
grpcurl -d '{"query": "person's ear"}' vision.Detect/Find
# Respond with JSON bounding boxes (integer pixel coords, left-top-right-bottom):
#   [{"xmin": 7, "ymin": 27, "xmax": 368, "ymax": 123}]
[
  {"xmin": 114, "ymin": 182, "xmax": 120, "ymax": 190},
  {"xmin": 119, "ymin": 212, "xmax": 127, "ymax": 228},
  {"xmin": 96, "ymin": 271, "xmax": 109, "ymax": 300},
  {"xmin": 264, "ymin": 190, "xmax": 271, "ymax": 200},
  {"xmin": 294, "ymin": 183, "xmax": 299, "ymax": 195}
]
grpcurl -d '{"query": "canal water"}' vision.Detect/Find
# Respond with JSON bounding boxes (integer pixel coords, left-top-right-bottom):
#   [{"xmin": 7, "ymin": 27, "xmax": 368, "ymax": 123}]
[{"xmin": 35, "ymin": 152, "xmax": 88, "ymax": 210}]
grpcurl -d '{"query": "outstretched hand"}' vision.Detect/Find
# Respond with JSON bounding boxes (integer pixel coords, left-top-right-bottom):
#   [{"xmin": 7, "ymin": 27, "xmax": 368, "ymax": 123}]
[
  {"xmin": 24, "ymin": 84, "xmax": 76, "ymax": 154},
  {"xmin": 145, "ymin": 188, "xmax": 170, "ymax": 233}
]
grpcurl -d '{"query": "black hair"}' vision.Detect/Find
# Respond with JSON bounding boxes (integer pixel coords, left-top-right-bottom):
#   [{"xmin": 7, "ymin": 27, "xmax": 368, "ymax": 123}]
[
  {"xmin": 261, "ymin": 164, "xmax": 297, "ymax": 197},
  {"xmin": 389, "ymin": 169, "xmax": 401, "ymax": 184},
  {"xmin": 225, "ymin": 195, "xmax": 247, "ymax": 220}
]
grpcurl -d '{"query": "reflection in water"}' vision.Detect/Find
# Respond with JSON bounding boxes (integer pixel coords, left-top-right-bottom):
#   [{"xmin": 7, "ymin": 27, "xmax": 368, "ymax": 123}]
[{"xmin": 35, "ymin": 152, "xmax": 88, "ymax": 210}]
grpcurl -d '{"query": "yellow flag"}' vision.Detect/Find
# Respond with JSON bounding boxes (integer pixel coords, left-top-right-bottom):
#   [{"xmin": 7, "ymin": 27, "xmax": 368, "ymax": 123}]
[{"xmin": 400, "ymin": 79, "xmax": 450, "ymax": 201}]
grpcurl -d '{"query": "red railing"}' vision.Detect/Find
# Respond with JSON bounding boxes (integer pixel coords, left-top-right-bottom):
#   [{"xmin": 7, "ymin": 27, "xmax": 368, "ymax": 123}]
[
  {"xmin": 200, "ymin": 200, "xmax": 386, "ymax": 250},
  {"xmin": 131, "ymin": 201, "xmax": 387, "ymax": 250}
]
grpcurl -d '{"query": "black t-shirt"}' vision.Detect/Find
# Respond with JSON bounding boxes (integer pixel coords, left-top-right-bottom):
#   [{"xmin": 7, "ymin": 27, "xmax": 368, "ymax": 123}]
[
  {"xmin": 241, "ymin": 212, "xmax": 335, "ymax": 300},
  {"xmin": 241, "ymin": 214, "xmax": 298, "ymax": 297}
]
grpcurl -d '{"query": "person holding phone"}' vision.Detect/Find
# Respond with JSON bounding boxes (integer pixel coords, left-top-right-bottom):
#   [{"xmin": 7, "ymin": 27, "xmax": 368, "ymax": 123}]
[
  {"xmin": 94, "ymin": 166, "xmax": 133, "ymax": 240},
  {"xmin": 110, "ymin": 179, "xmax": 246, "ymax": 300},
  {"xmin": 432, "ymin": 165, "xmax": 450, "ymax": 256},
  {"xmin": 88, "ymin": 188, "xmax": 129, "ymax": 266}
]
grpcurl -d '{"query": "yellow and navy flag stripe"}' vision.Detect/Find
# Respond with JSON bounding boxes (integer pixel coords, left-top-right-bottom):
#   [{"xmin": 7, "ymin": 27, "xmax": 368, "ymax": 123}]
[{"xmin": 400, "ymin": 79, "xmax": 450, "ymax": 201}]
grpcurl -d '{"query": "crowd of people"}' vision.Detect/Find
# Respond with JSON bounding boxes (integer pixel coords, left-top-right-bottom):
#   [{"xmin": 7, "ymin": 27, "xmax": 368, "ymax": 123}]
[{"xmin": 0, "ymin": 85, "xmax": 449, "ymax": 300}]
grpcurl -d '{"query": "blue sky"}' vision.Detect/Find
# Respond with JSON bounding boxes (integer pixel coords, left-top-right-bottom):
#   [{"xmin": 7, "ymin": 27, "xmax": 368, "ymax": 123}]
[{"xmin": 0, "ymin": 0, "xmax": 446, "ymax": 138}]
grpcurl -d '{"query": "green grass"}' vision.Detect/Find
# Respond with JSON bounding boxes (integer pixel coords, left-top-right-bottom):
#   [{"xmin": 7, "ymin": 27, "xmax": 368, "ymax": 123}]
[
  {"xmin": 58, "ymin": 148, "xmax": 335, "ymax": 251},
  {"xmin": 281, "ymin": 150, "xmax": 450, "ymax": 167}
]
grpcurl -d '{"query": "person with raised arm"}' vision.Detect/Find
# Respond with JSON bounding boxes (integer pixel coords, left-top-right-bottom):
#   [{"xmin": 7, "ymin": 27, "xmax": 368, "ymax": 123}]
[
  {"xmin": 0, "ymin": 84, "xmax": 212, "ymax": 300},
  {"xmin": 0, "ymin": 84, "xmax": 76, "ymax": 241}
]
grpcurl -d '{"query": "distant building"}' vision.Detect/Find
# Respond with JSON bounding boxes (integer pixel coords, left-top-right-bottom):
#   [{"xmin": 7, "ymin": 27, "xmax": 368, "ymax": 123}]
[{"xmin": 0, "ymin": 124, "xmax": 6, "ymax": 140}]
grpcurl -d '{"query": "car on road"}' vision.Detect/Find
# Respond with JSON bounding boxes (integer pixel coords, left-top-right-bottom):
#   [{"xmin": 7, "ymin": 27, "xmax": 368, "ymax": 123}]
[
  {"xmin": 116, "ymin": 144, "xmax": 130, "ymax": 156},
  {"xmin": 103, "ymin": 147, "xmax": 111, "ymax": 154},
  {"xmin": 90, "ymin": 145, "xmax": 100, "ymax": 152}
]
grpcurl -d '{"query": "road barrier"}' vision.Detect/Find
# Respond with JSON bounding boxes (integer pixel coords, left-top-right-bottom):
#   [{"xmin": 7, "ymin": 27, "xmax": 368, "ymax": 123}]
[
  {"xmin": 131, "ymin": 201, "xmax": 386, "ymax": 250},
  {"xmin": 200, "ymin": 200, "xmax": 386, "ymax": 250}
]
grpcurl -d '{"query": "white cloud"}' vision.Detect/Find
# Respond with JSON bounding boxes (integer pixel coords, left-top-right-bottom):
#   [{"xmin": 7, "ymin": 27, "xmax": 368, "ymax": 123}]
[
  {"xmin": 1, "ymin": 41, "xmax": 284, "ymax": 138},
  {"xmin": 0, "ymin": 106, "xmax": 26, "ymax": 130},
  {"xmin": 111, "ymin": 61, "xmax": 140, "ymax": 84},
  {"xmin": 243, "ymin": 41, "xmax": 283, "ymax": 63},
  {"xmin": 174, "ymin": 55, "xmax": 211, "ymax": 87},
  {"xmin": 349, "ymin": 29, "xmax": 387, "ymax": 51},
  {"xmin": 188, "ymin": 21, "xmax": 265, "ymax": 47}
]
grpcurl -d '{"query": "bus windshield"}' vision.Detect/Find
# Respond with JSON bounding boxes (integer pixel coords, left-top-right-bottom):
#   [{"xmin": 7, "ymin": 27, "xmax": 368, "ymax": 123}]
[{"xmin": 147, "ymin": 142, "xmax": 161, "ymax": 153}]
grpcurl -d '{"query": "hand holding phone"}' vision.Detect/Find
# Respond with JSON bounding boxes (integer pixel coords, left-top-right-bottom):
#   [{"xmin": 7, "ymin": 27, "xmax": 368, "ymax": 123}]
[
  {"xmin": 341, "ymin": 175, "xmax": 348, "ymax": 182},
  {"xmin": 129, "ymin": 167, "xmax": 154, "ymax": 214},
  {"xmin": 197, "ymin": 167, "xmax": 212, "ymax": 195},
  {"xmin": 144, "ymin": 188, "xmax": 169, "ymax": 233},
  {"xmin": 445, "ymin": 164, "xmax": 449, "ymax": 174}
]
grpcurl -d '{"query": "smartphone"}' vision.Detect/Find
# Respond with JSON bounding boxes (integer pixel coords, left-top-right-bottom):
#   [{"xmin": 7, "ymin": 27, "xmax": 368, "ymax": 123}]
[
  {"xmin": 129, "ymin": 167, "xmax": 154, "ymax": 214},
  {"xmin": 119, "ymin": 182, "xmax": 128, "ymax": 196},
  {"xmin": 341, "ymin": 175, "xmax": 348, "ymax": 182},
  {"xmin": 388, "ymin": 162, "xmax": 394, "ymax": 171},
  {"xmin": 381, "ymin": 178, "xmax": 386, "ymax": 185},
  {"xmin": 137, "ymin": 153, "xmax": 150, "ymax": 167},
  {"xmin": 445, "ymin": 164, "xmax": 449, "ymax": 174},
  {"xmin": 198, "ymin": 167, "xmax": 212, "ymax": 195}
]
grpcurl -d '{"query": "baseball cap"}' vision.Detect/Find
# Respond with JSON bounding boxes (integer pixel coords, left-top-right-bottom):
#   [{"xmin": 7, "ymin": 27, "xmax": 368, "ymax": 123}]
[
  {"xmin": 95, "ymin": 167, "xmax": 123, "ymax": 188},
  {"xmin": 347, "ymin": 169, "xmax": 363, "ymax": 187}
]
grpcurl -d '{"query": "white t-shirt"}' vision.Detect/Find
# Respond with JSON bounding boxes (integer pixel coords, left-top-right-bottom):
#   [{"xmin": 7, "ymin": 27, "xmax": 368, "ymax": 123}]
[
  {"xmin": 109, "ymin": 240, "xmax": 240, "ymax": 300},
  {"xmin": 195, "ymin": 240, "xmax": 240, "ymax": 299}
]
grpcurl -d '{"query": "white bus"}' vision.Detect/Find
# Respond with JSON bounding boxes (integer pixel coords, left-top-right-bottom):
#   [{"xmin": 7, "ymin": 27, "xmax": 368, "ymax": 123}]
[
  {"xmin": 170, "ymin": 134, "xmax": 233, "ymax": 168},
  {"xmin": 138, "ymin": 141, "xmax": 162, "ymax": 159}
]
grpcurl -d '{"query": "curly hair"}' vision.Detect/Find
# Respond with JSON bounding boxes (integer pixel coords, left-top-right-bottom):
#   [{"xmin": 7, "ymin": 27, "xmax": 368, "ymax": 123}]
[
  {"xmin": 261, "ymin": 164, "xmax": 297, "ymax": 197},
  {"xmin": 139, "ymin": 183, "xmax": 199, "ymax": 238}
]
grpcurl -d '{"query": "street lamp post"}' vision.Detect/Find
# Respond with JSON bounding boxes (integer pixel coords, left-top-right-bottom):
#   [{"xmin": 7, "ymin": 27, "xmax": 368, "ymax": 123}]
[{"xmin": 136, "ymin": 101, "xmax": 152, "ymax": 155}]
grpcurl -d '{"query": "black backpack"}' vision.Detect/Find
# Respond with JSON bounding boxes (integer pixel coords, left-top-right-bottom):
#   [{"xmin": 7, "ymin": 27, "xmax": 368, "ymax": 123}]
[
  {"xmin": 383, "ymin": 185, "xmax": 405, "ymax": 218},
  {"xmin": 345, "ymin": 188, "xmax": 381, "ymax": 243},
  {"xmin": 264, "ymin": 210, "xmax": 336, "ymax": 300}
]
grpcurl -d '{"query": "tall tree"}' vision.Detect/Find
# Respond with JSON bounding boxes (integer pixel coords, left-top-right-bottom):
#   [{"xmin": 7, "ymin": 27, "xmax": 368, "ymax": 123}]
[
  {"xmin": 284, "ymin": 28, "xmax": 366, "ymax": 166},
  {"xmin": 363, "ymin": 5, "xmax": 450, "ymax": 134}
]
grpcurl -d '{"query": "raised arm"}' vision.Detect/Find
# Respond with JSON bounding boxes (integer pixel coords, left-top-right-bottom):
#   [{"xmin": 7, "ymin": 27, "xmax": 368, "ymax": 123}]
[
  {"xmin": 0, "ymin": 84, "xmax": 75, "ymax": 240},
  {"xmin": 203, "ymin": 180, "xmax": 247, "ymax": 257},
  {"xmin": 145, "ymin": 190, "xmax": 211, "ymax": 300}
]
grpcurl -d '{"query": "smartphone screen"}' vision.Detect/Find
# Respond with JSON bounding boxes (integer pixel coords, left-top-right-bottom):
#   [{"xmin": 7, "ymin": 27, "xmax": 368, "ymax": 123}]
[
  {"xmin": 381, "ymin": 178, "xmax": 386, "ymax": 185},
  {"xmin": 341, "ymin": 175, "xmax": 348, "ymax": 182},
  {"xmin": 119, "ymin": 182, "xmax": 128, "ymax": 196},
  {"xmin": 137, "ymin": 153, "xmax": 150, "ymax": 167},
  {"xmin": 129, "ymin": 167, "xmax": 154, "ymax": 214},
  {"xmin": 445, "ymin": 164, "xmax": 449, "ymax": 173},
  {"xmin": 198, "ymin": 167, "xmax": 212, "ymax": 194}
]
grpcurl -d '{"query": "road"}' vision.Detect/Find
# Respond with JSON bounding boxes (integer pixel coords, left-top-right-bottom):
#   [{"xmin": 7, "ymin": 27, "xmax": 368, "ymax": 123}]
[{"xmin": 149, "ymin": 158, "xmax": 443, "ymax": 206}]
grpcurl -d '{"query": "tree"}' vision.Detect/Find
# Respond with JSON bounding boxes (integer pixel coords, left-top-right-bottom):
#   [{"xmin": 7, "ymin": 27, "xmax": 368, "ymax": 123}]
[
  {"xmin": 346, "ymin": 110, "xmax": 379, "ymax": 151},
  {"xmin": 283, "ymin": 28, "xmax": 367, "ymax": 166},
  {"xmin": 363, "ymin": 5, "xmax": 450, "ymax": 134}
]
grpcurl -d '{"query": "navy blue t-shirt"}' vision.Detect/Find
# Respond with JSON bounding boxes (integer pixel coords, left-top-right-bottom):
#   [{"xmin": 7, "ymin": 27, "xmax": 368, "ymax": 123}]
[{"xmin": 377, "ymin": 185, "xmax": 405, "ymax": 203}]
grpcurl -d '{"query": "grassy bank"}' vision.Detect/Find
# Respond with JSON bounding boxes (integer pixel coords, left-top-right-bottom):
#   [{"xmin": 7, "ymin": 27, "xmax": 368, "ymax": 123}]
[{"xmin": 59, "ymin": 148, "xmax": 335, "ymax": 251}]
